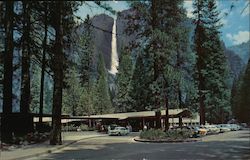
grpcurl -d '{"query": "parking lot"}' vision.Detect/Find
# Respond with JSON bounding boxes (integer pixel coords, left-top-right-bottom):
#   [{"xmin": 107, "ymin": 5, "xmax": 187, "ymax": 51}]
[{"xmin": 27, "ymin": 129, "xmax": 250, "ymax": 160}]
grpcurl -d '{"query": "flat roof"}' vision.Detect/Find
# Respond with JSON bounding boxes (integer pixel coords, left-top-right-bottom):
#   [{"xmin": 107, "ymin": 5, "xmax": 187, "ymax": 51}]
[{"xmin": 34, "ymin": 108, "xmax": 194, "ymax": 123}]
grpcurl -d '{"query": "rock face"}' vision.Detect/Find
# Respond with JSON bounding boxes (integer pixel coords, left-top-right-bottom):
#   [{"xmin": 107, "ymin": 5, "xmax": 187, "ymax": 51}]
[
  {"xmin": 91, "ymin": 14, "xmax": 114, "ymax": 70},
  {"xmin": 229, "ymin": 41, "xmax": 250, "ymax": 64},
  {"xmin": 224, "ymin": 48, "xmax": 245, "ymax": 79},
  {"xmin": 77, "ymin": 10, "xmax": 248, "ymax": 84},
  {"xmin": 116, "ymin": 9, "xmax": 137, "ymax": 55}
]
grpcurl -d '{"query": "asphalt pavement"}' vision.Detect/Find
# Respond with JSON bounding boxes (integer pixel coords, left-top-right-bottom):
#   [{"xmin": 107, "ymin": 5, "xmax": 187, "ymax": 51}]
[{"xmin": 26, "ymin": 130, "xmax": 250, "ymax": 160}]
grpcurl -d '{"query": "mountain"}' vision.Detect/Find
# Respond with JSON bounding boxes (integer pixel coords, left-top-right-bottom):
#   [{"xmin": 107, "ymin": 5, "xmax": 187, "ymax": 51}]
[
  {"xmin": 91, "ymin": 14, "xmax": 114, "ymax": 70},
  {"xmin": 229, "ymin": 41, "xmax": 250, "ymax": 64},
  {"xmin": 224, "ymin": 48, "xmax": 245, "ymax": 79}
]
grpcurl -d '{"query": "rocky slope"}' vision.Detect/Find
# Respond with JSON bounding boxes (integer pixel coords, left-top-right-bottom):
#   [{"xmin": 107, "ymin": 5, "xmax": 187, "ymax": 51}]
[{"xmin": 229, "ymin": 41, "xmax": 250, "ymax": 64}]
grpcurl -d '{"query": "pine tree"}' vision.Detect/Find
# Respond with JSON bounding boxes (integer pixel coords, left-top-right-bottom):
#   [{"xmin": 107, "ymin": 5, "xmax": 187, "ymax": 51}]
[
  {"xmin": 193, "ymin": 0, "xmax": 231, "ymax": 124},
  {"xmin": 63, "ymin": 67, "xmax": 83, "ymax": 116},
  {"xmin": 237, "ymin": 60, "xmax": 250, "ymax": 122},
  {"xmin": 39, "ymin": 1, "xmax": 49, "ymax": 125},
  {"xmin": 79, "ymin": 87, "xmax": 95, "ymax": 116},
  {"xmin": 78, "ymin": 15, "xmax": 94, "ymax": 87},
  {"xmin": 126, "ymin": 0, "xmax": 192, "ymax": 130},
  {"xmin": 193, "ymin": 0, "xmax": 207, "ymax": 125},
  {"xmin": 114, "ymin": 49, "xmax": 133, "ymax": 112},
  {"xmin": 128, "ymin": 52, "xmax": 151, "ymax": 111},
  {"xmin": 49, "ymin": 1, "xmax": 81, "ymax": 145},
  {"xmin": 30, "ymin": 64, "xmax": 41, "ymax": 113},
  {"xmin": 0, "ymin": 2, "xmax": 4, "ymax": 112},
  {"xmin": 2, "ymin": 0, "xmax": 14, "ymax": 143},
  {"xmin": 94, "ymin": 54, "xmax": 113, "ymax": 114}
]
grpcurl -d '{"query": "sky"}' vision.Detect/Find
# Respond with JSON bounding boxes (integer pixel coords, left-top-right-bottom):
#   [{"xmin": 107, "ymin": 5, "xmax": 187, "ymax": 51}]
[{"xmin": 77, "ymin": 0, "xmax": 250, "ymax": 47}]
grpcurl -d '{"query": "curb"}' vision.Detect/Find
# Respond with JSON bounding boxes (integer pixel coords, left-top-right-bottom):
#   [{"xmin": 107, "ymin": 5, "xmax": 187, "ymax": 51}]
[
  {"xmin": 7, "ymin": 135, "xmax": 106, "ymax": 160},
  {"xmin": 133, "ymin": 137, "xmax": 202, "ymax": 143}
]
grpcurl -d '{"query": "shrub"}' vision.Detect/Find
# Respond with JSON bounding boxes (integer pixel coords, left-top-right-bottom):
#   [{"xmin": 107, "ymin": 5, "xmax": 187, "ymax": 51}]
[
  {"xmin": 140, "ymin": 129, "xmax": 166, "ymax": 140},
  {"xmin": 140, "ymin": 129, "xmax": 192, "ymax": 140},
  {"xmin": 62, "ymin": 124, "xmax": 78, "ymax": 132},
  {"xmin": 79, "ymin": 124, "xmax": 89, "ymax": 131}
]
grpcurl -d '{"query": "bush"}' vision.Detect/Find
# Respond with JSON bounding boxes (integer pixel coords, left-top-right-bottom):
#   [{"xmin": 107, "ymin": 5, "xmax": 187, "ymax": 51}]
[
  {"xmin": 62, "ymin": 124, "xmax": 78, "ymax": 132},
  {"xmin": 79, "ymin": 124, "xmax": 89, "ymax": 131},
  {"xmin": 165, "ymin": 129, "xmax": 192, "ymax": 139},
  {"xmin": 140, "ymin": 129, "xmax": 166, "ymax": 140},
  {"xmin": 140, "ymin": 129, "xmax": 192, "ymax": 140}
]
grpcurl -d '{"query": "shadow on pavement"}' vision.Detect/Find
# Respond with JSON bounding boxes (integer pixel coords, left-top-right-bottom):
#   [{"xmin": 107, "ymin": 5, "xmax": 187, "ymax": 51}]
[{"xmin": 35, "ymin": 140, "xmax": 250, "ymax": 160}]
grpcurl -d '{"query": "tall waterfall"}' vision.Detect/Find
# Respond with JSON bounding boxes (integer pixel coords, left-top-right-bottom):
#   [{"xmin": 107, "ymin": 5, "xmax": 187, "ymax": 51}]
[{"xmin": 109, "ymin": 18, "xmax": 119, "ymax": 74}]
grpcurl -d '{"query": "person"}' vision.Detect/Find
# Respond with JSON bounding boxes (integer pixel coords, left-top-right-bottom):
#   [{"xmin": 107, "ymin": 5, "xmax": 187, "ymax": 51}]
[
  {"xmin": 143, "ymin": 125, "xmax": 147, "ymax": 131},
  {"xmin": 126, "ymin": 124, "xmax": 132, "ymax": 132}
]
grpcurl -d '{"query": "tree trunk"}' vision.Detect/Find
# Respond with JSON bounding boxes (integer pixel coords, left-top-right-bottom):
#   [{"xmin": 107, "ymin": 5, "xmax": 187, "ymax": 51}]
[
  {"xmin": 20, "ymin": 1, "xmax": 33, "ymax": 134},
  {"xmin": 20, "ymin": 1, "xmax": 31, "ymax": 114},
  {"xmin": 164, "ymin": 81, "xmax": 169, "ymax": 131},
  {"xmin": 50, "ymin": 1, "xmax": 63, "ymax": 145},
  {"xmin": 195, "ymin": 2, "xmax": 206, "ymax": 125},
  {"xmin": 2, "ymin": 0, "xmax": 14, "ymax": 143},
  {"xmin": 198, "ymin": 61, "xmax": 206, "ymax": 125},
  {"xmin": 151, "ymin": 0, "xmax": 162, "ymax": 129},
  {"xmin": 39, "ymin": 2, "xmax": 48, "ymax": 126}
]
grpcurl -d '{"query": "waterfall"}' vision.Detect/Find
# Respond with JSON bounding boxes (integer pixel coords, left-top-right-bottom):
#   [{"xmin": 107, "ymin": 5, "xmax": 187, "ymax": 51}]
[{"xmin": 109, "ymin": 18, "xmax": 119, "ymax": 74}]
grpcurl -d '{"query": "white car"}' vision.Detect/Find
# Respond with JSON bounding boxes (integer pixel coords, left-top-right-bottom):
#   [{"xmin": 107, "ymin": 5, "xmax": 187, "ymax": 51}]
[
  {"xmin": 219, "ymin": 124, "xmax": 232, "ymax": 131},
  {"xmin": 229, "ymin": 124, "xmax": 241, "ymax": 131},
  {"xmin": 204, "ymin": 125, "xmax": 220, "ymax": 134},
  {"xmin": 217, "ymin": 124, "xmax": 231, "ymax": 132},
  {"xmin": 108, "ymin": 127, "xmax": 129, "ymax": 136}
]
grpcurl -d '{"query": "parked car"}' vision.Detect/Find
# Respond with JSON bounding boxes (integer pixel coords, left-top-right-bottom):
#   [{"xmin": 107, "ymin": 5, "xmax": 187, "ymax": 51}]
[
  {"xmin": 219, "ymin": 124, "xmax": 233, "ymax": 131},
  {"xmin": 193, "ymin": 126, "xmax": 208, "ymax": 136},
  {"xmin": 217, "ymin": 124, "xmax": 231, "ymax": 133},
  {"xmin": 204, "ymin": 125, "xmax": 220, "ymax": 134},
  {"xmin": 229, "ymin": 124, "xmax": 241, "ymax": 131},
  {"xmin": 108, "ymin": 127, "xmax": 129, "ymax": 136}
]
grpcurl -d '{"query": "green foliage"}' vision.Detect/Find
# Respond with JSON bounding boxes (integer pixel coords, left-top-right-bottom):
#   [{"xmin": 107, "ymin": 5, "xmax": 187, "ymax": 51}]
[
  {"xmin": 79, "ymin": 87, "xmax": 95, "ymax": 116},
  {"xmin": 78, "ymin": 15, "xmax": 94, "ymax": 87},
  {"xmin": 30, "ymin": 65, "xmax": 41, "ymax": 113},
  {"xmin": 140, "ymin": 129, "xmax": 166, "ymax": 140},
  {"xmin": 94, "ymin": 54, "xmax": 114, "ymax": 114},
  {"xmin": 126, "ymin": 0, "xmax": 194, "ymax": 114},
  {"xmin": 113, "ymin": 49, "xmax": 133, "ymax": 112},
  {"xmin": 236, "ymin": 60, "xmax": 250, "ymax": 122},
  {"xmin": 63, "ymin": 67, "xmax": 83, "ymax": 116},
  {"xmin": 193, "ymin": 0, "xmax": 231, "ymax": 123},
  {"xmin": 62, "ymin": 124, "xmax": 78, "ymax": 132},
  {"xmin": 140, "ymin": 129, "xmax": 192, "ymax": 140},
  {"xmin": 79, "ymin": 124, "xmax": 89, "ymax": 131},
  {"xmin": 128, "ymin": 52, "xmax": 153, "ymax": 111}
]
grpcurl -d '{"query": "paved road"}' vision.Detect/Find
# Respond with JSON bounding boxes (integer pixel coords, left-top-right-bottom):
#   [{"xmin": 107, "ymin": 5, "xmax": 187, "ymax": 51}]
[{"xmin": 28, "ymin": 130, "xmax": 250, "ymax": 160}]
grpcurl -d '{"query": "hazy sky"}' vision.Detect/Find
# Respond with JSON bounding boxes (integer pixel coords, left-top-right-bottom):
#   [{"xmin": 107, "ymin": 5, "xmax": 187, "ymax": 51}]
[{"xmin": 77, "ymin": 0, "xmax": 250, "ymax": 47}]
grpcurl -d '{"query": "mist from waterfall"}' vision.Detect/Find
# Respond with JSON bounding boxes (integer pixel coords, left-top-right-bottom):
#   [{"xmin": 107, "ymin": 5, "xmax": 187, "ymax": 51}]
[{"xmin": 109, "ymin": 18, "xmax": 119, "ymax": 75}]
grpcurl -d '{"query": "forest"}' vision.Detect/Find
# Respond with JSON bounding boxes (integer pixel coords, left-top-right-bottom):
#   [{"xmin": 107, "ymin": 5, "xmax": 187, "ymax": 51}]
[{"xmin": 0, "ymin": 0, "xmax": 249, "ymax": 145}]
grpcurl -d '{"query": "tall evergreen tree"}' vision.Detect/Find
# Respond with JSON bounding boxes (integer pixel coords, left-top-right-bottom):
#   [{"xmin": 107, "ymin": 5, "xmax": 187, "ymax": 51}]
[
  {"xmin": 63, "ymin": 67, "xmax": 83, "ymax": 116},
  {"xmin": 126, "ymin": 0, "xmax": 192, "ymax": 130},
  {"xmin": 50, "ymin": 1, "xmax": 64, "ymax": 145},
  {"xmin": 39, "ymin": 1, "xmax": 49, "ymax": 125},
  {"xmin": 114, "ymin": 49, "xmax": 133, "ymax": 112},
  {"xmin": 128, "ymin": 52, "xmax": 151, "ymax": 111},
  {"xmin": 193, "ymin": 0, "xmax": 231, "ymax": 124},
  {"xmin": 193, "ymin": 0, "xmax": 210, "ymax": 125},
  {"xmin": 2, "ymin": 0, "xmax": 14, "ymax": 143},
  {"xmin": 78, "ymin": 15, "xmax": 94, "ymax": 87},
  {"xmin": 19, "ymin": 1, "xmax": 34, "ymax": 134},
  {"xmin": 49, "ymin": 1, "xmax": 81, "ymax": 145},
  {"xmin": 94, "ymin": 54, "xmax": 113, "ymax": 114},
  {"xmin": 237, "ymin": 60, "xmax": 250, "ymax": 122}
]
